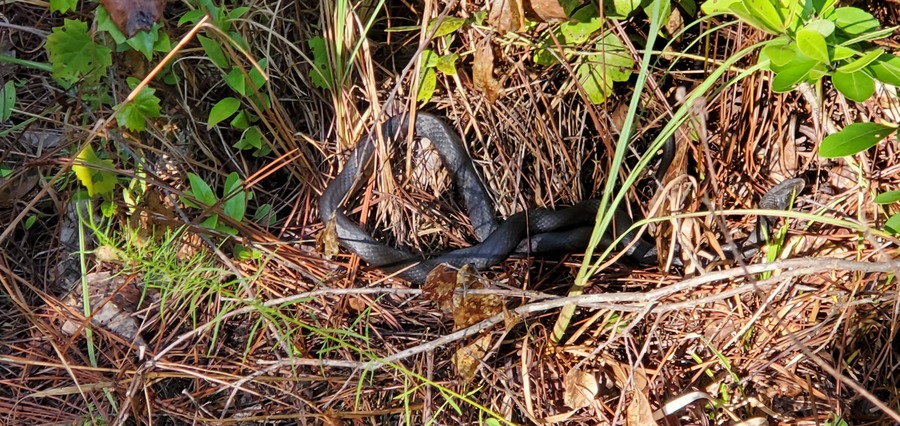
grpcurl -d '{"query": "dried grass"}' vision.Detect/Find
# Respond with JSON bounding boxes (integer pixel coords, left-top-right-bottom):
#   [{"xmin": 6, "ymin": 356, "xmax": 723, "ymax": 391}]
[{"xmin": 1, "ymin": 0, "xmax": 899, "ymax": 425}]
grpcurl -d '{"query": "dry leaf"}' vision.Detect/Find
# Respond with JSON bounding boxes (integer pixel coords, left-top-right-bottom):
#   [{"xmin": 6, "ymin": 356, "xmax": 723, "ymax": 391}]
[
  {"xmin": 0, "ymin": 169, "xmax": 40, "ymax": 208},
  {"xmin": 523, "ymin": 0, "xmax": 567, "ymax": 21},
  {"xmin": 487, "ymin": 0, "xmax": 525, "ymax": 33},
  {"xmin": 318, "ymin": 218, "xmax": 340, "ymax": 259},
  {"xmin": 563, "ymin": 368, "xmax": 598, "ymax": 409},
  {"xmin": 423, "ymin": 264, "xmax": 458, "ymax": 312},
  {"xmin": 452, "ymin": 334, "xmax": 492, "ymax": 383},
  {"xmin": 665, "ymin": 7, "xmax": 683, "ymax": 36},
  {"xmin": 626, "ymin": 389, "xmax": 655, "ymax": 426},
  {"xmin": 451, "ymin": 265, "xmax": 503, "ymax": 330},
  {"xmin": 99, "ymin": 0, "xmax": 165, "ymax": 37},
  {"xmin": 61, "ymin": 272, "xmax": 156, "ymax": 348},
  {"xmin": 473, "ymin": 40, "xmax": 501, "ymax": 103}
]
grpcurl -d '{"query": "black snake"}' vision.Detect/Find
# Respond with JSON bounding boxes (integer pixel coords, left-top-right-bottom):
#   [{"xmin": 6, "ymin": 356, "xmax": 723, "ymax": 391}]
[{"xmin": 319, "ymin": 112, "xmax": 804, "ymax": 284}]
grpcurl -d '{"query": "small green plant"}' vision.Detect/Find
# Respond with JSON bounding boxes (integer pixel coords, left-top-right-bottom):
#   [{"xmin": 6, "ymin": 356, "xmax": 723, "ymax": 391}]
[
  {"xmin": 182, "ymin": 172, "xmax": 262, "ymax": 259},
  {"xmin": 532, "ymin": 2, "xmax": 636, "ymax": 104},
  {"xmin": 703, "ymin": 0, "xmax": 900, "ymax": 157},
  {"xmin": 1, "ymin": 80, "xmax": 15, "ymax": 122},
  {"xmin": 874, "ymin": 190, "xmax": 900, "ymax": 235}
]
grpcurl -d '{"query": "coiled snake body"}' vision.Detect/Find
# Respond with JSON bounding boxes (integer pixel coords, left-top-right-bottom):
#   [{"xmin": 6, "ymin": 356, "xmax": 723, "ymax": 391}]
[{"xmin": 320, "ymin": 113, "xmax": 803, "ymax": 284}]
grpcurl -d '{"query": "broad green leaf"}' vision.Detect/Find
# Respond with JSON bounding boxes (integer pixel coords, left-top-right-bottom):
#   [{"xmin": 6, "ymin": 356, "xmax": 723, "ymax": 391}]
[
  {"xmin": 830, "ymin": 45, "xmax": 857, "ymax": 62},
  {"xmin": 46, "ymin": 19, "xmax": 112, "ymax": 87},
  {"xmin": 420, "ymin": 49, "xmax": 439, "ymax": 68},
  {"xmin": 223, "ymin": 172, "xmax": 246, "ymax": 222},
  {"xmin": 417, "ymin": 67, "xmax": 437, "ymax": 103},
  {"xmin": 248, "ymin": 58, "xmax": 268, "ymax": 89},
  {"xmin": 1, "ymin": 80, "xmax": 14, "ymax": 122},
  {"xmin": 770, "ymin": 58, "xmax": 818, "ymax": 92},
  {"xmin": 885, "ymin": 213, "xmax": 900, "ymax": 235},
  {"xmin": 837, "ymin": 49, "xmax": 883, "ymax": 73},
  {"xmin": 577, "ymin": 33, "xmax": 632, "ymax": 104},
  {"xmin": 761, "ymin": 41, "xmax": 796, "ymax": 70},
  {"xmin": 604, "ymin": 0, "xmax": 642, "ymax": 19},
  {"xmin": 819, "ymin": 122, "xmax": 896, "ymax": 158},
  {"xmin": 729, "ymin": 3, "xmax": 779, "ymax": 35},
  {"xmin": 49, "ymin": 0, "xmax": 77, "ymax": 13},
  {"xmin": 436, "ymin": 54, "xmax": 458, "ymax": 76},
  {"xmin": 96, "ymin": 6, "xmax": 127, "ymax": 45},
  {"xmin": 308, "ymin": 36, "xmax": 333, "ymax": 89},
  {"xmin": 813, "ymin": 0, "xmax": 836, "ymax": 16},
  {"xmin": 231, "ymin": 110, "xmax": 251, "ymax": 129},
  {"xmin": 868, "ymin": 54, "xmax": 900, "ymax": 86},
  {"xmin": 228, "ymin": 6, "xmax": 250, "ymax": 21},
  {"xmin": 186, "ymin": 172, "xmax": 218, "ymax": 207},
  {"xmin": 831, "ymin": 7, "xmax": 879, "ymax": 36},
  {"xmin": 562, "ymin": 4, "xmax": 603, "ymax": 43},
  {"xmin": 874, "ymin": 191, "xmax": 900, "ymax": 204},
  {"xmin": 701, "ymin": 0, "xmax": 741, "ymax": 14},
  {"xmin": 426, "ymin": 17, "xmax": 466, "ymax": 37},
  {"xmin": 224, "ymin": 67, "xmax": 247, "ymax": 95},
  {"xmin": 24, "ymin": 215, "xmax": 36, "ymax": 229},
  {"xmin": 831, "ymin": 70, "xmax": 874, "ymax": 103},
  {"xmin": 178, "ymin": 10, "xmax": 207, "ymax": 26},
  {"xmin": 742, "ymin": 0, "xmax": 785, "ymax": 34},
  {"xmin": 73, "ymin": 145, "xmax": 118, "ymax": 197},
  {"xmin": 253, "ymin": 203, "xmax": 277, "ymax": 226},
  {"xmin": 804, "ymin": 18, "xmax": 834, "ymax": 37},
  {"xmin": 577, "ymin": 61, "xmax": 614, "ymax": 104},
  {"xmin": 125, "ymin": 26, "xmax": 160, "ymax": 61},
  {"xmin": 198, "ymin": 34, "xmax": 229, "ymax": 69},
  {"xmin": 796, "ymin": 29, "xmax": 829, "ymax": 64},
  {"xmin": 208, "ymin": 97, "xmax": 240, "ymax": 129},
  {"xmin": 115, "ymin": 78, "xmax": 161, "ymax": 131}
]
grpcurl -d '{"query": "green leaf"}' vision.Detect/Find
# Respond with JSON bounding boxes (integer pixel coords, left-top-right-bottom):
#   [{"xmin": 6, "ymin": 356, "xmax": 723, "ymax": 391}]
[
  {"xmin": 830, "ymin": 7, "xmax": 879, "ymax": 36},
  {"xmin": 0, "ymin": 80, "xmax": 14, "ymax": 122},
  {"xmin": 248, "ymin": 58, "xmax": 268, "ymax": 89},
  {"xmin": 223, "ymin": 172, "xmax": 246, "ymax": 222},
  {"xmin": 868, "ymin": 54, "xmax": 900, "ymax": 86},
  {"xmin": 125, "ymin": 26, "xmax": 160, "ymax": 61},
  {"xmin": 831, "ymin": 70, "xmax": 874, "ymax": 102},
  {"xmin": 813, "ymin": 0, "xmax": 837, "ymax": 16},
  {"xmin": 46, "ymin": 19, "xmax": 113, "ymax": 87},
  {"xmin": 115, "ymin": 78, "xmax": 161, "ymax": 131},
  {"xmin": 819, "ymin": 122, "xmax": 896, "ymax": 158},
  {"xmin": 604, "ymin": 0, "xmax": 642, "ymax": 19},
  {"xmin": 701, "ymin": 0, "xmax": 741, "ymax": 14},
  {"xmin": 253, "ymin": 203, "xmax": 276, "ymax": 226},
  {"xmin": 741, "ymin": 0, "xmax": 785, "ymax": 34},
  {"xmin": 830, "ymin": 45, "xmax": 857, "ymax": 62},
  {"xmin": 577, "ymin": 61, "xmax": 614, "ymax": 104},
  {"xmin": 837, "ymin": 48, "xmax": 882, "ymax": 73},
  {"xmin": 417, "ymin": 67, "xmax": 437, "ymax": 103},
  {"xmin": 308, "ymin": 36, "xmax": 333, "ymax": 89},
  {"xmin": 208, "ymin": 97, "xmax": 240, "ymax": 129},
  {"xmin": 436, "ymin": 54, "xmax": 458, "ymax": 76},
  {"xmin": 73, "ymin": 144, "xmax": 118, "ymax": 197},
  {"xmin": 885, "ymin": 213, "xmax": 900, "ymax": 235},
  {"xmin": 796, "ymin": 29, "xmax": 829, "ymax": 64},
  {"xmin": 421, "ymin": 49, "xmax": 439, "ymax": 68},
  {"xmin": 804, "ymin": 18, "xmax": 834, "ymax": 37},
  {"xmin": 427, "ymin": 16, "xmax": 466, "ymax": 37},
  {"xmin": 561, "ymin": 4, "xmax": 602, "ymax": 44},
  {"xmin": 770, "ymin": 57, "xmax": 818, "ymax": 92},
  {"xmin": 24, "ymin": 215, "xmax": 36, "ymax": 229},
  {"xmin": 186, "ymin": 172, "xmax": 218, "ymax": 207},
  {"xmin": 179, "ymin": 10, "xmax": 207, "ymax": 27},
  {"xmin": 224, "ymin": 66, "xmax": 247, "ymax": 95},
  {"xmin": 96, "ymin": 6, "xmax": 127, "ymax": 45},
  {"xmin": 198, "ymin": 34, "xmax": 229, "ymax": 69},
  {"xmin": 50, "ymin": 0, "xmax": 77, "ymax": 13},
  {"xmin": 761, "ymin": 40, "xmax": 796, "ymax": 70},
  {"xmin": 874, "ymin": 191, "xmax": 900, "ymax": 204},
  {"xmin": 231, "ymin": 110, "xmax": 251, "ymax": 129}
]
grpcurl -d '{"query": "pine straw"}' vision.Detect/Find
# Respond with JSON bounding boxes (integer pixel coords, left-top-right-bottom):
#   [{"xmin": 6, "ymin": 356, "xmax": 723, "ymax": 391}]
[{"xmin": 1, "ymin": 0, "xmax": 900, "ymax": 425}]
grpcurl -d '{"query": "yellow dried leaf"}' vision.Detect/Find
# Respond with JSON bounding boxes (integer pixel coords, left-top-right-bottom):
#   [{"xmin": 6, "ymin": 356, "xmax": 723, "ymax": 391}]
[
  {"xmin": 473, "ymin": 39, "xmax": 501, "ymax": 103},
  {"xmin": 488, "ymin": 0, "xmax": 525, "ymax": 33},
  {"xmin": 452, "ymin": 333, "xmax": 492, "ymax": 382},
  {"xmin": 563, "ymin": 368, "xmax": 598, "ymax": 409}
]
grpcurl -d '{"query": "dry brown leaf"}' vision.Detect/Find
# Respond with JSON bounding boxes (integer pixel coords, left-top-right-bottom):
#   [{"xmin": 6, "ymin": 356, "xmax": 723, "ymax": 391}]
[
  {"xmin": 61, "ymin": 272, "xmax": 156, "ymax": 348},
  {"xmin": 563, "ymin": 368, "xmax": 598, "ymax": 409},
  {"xmin": 523, "ymin": 0, "xmax": 567, "ymax": 21},
  {"xmin": 626, "ymin": 390, "xmax": 656, "ymax": 426},
  {"xmin": 451, "ymin": 265, "xmax": 503, "ymax": 330},
  {"xmin": 423, "ymin": 264, "xmax": 458, "ymax": 312},
  {"xmin": 452, "ymin": 333, "xmax": 492, "ymax": 383},
  {"xmin": 665, "ymin": 7, "xmax": 683, "ymax": 36},
  {"xmin": 0, "ymin": 169, "xmax": 39, "ymax": 208},
  {"xmin": 99, "ymin": 0, "xmax": 165, "ymax": 37},
  {"xmin": 473, "ymin": 40, "xmax": 501, "ymax": 103},
  {"xmin": 487, "ymin": 0, "xmax": 525, "ymax": 33},
  {"xmin": 318, "ymin": 218, "xmax": 340, "ymax": 259}
]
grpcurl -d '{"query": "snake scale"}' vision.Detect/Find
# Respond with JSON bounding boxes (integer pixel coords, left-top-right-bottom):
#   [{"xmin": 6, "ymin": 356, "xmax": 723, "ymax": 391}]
[{"xmin": 319, "ymin": 112, "xmax": 804, "ymax": 284}]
